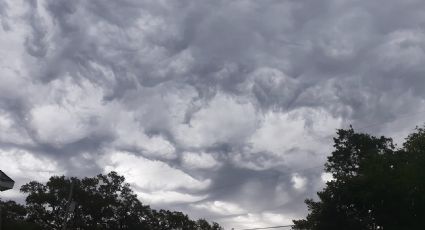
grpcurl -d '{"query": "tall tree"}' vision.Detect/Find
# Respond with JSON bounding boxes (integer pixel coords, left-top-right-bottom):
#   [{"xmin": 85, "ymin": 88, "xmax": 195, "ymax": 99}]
[
  {"xmin": 293, "ymin": 126, "xmax": 425, "ymax": 229},
  {"xmin": 20, "ymin": 171, "xmax": 222, "ymax": 230},
  {"xmin": 20, "ymin": 172, "xmax": 152, "ymax": 229}
]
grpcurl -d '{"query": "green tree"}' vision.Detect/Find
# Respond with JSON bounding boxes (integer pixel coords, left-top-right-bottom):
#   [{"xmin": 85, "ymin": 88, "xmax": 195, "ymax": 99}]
[
  {"xmin": 0, "ymin": 199, "xmax": 41, "ymax": 230},
  {"xmin": 293, "ymin": 126, "xmax": 425, "ymax": 230},
  {"xmin": 196, "ymin": 219, "xmax": 222, "ymax": 230},
  {"xmin": 20, "ymin": 171, "xmax": 222, "ymax": 230},
  {"xmin": 20, "ymin": 172, "xmax": 155, "ymax": 229}
]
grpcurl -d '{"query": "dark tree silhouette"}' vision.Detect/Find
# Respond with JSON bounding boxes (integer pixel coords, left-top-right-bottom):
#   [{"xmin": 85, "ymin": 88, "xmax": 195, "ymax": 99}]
[
  {"xmin": 293, "ymin": 126, "xmax": 425, "ymax": 230},
  {"xmin": 14, "ymin": 171, "xmax": 222, "ymax": 230},
  {"xmin": 0, "ymin": 199, "xmax": 41, "ymax": 230}
]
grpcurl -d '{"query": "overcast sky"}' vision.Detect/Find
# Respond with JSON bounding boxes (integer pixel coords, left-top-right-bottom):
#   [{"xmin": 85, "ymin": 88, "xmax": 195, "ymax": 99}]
[{"xmin": 1, "ymin": 0, "xmax": 425, "ymax": 228}]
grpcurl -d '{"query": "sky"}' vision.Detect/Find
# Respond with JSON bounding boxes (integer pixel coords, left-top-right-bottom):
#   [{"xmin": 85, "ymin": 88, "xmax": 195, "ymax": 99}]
[{"xmin": 1, "ymin": 0, "xmax": 425, "ymax": 229}]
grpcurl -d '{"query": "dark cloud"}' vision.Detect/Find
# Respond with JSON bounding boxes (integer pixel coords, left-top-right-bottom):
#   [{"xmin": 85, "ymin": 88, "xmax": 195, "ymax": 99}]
[{"xmin": 1, "ymin": 0, "xmax": 425, "ymax": 228}]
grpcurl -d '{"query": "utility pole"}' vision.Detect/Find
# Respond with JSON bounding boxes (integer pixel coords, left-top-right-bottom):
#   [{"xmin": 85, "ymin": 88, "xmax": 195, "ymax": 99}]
[{"xmin": 61, "ymin": 180, "xmax": 75, "ymax": 230}]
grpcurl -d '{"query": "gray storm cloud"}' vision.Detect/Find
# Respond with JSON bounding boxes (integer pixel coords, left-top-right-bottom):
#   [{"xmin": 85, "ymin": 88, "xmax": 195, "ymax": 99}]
[{"xmin": 1, "ymin": 0, "xmax": 425, "ymax": 228}]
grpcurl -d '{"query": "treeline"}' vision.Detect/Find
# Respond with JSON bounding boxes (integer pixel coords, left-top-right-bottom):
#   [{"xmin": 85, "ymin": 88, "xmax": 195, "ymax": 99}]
[
  {"xmin": 293, "ymin": 126, "xmax": 425, "ymax": 229},
  {"xmin": 1, "ymin": 172, "xmax": 222, "ymax": 230}
]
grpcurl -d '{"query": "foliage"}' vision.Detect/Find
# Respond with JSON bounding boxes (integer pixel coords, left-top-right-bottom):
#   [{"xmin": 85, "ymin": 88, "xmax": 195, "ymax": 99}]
[
  {"xmin": 0, "ymin": 199, "xmax": 42, "ymax": 230},
  {"xmin": 293, "ymin": 126, "xmax": 425, "ymax": 230},
  {"xmin": 1, "ymin": 171, "xmax": 222, "ymax": 230}
]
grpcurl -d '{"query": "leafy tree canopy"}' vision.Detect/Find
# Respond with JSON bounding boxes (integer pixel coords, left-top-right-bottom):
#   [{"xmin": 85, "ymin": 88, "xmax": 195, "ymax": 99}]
[
  {"xmin": 293, "ymin": 126, "xmax": 425, "ymax": 230},
  {"xmin": 1, "ymin": 171, "xmax": 222, "ymax": 230}
]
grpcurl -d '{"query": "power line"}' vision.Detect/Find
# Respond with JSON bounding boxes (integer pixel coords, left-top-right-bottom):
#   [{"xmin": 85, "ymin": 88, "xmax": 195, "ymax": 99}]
[{"xmin": 235, "ymin": 224, "xmax": 294, "ymax": 230}]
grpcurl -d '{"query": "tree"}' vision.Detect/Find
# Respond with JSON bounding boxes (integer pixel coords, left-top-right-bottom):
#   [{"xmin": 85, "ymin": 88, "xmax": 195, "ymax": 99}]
[
  {"xmin": 292, "ymin": 126, "xmax": 425, "ymax": 230},
  {"xmin": 20, "ymin": 172, "xmax": 150, "ymax": 229},
  {"xmin": 0, "ymin": 199, "xmax": 41, "ymax": 230},
  {"xmin": 196, "ymin": 219, "xmax": 222, "ymax": 230},
  {"xmin": 19, "ymin": 171, "xmax": 222, "ymax": 230}
]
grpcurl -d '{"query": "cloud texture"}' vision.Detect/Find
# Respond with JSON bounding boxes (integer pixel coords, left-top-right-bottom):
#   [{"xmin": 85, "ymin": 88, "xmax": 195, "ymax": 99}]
[{"xmin": 1, "ymin": 0, "xmax": 425, "ymax": 228}]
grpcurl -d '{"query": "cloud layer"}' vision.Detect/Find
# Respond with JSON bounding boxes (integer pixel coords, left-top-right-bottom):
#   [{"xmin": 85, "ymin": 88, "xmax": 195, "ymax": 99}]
[{"xmin": 2, "ymin": 0, "xmax": 425, "ymax": 228}]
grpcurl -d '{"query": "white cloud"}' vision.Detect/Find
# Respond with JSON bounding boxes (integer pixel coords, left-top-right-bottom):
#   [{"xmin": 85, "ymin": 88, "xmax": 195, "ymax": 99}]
[
  {"xmin": 0, "ymin": 148, "xmax": 63, "ymax": 200},
  {"xmin": 250, "ymin": 108, "xmax": 341, "ymax": 155},
  {"xmin": 0, "ymin": 148, "xmax": 60, "ymax": 180},
  {"xmin": 181, "ymin": 151, "xmax": 219, "ymax": 170},
  {"xmin": 291, "ymin": 173, "xmax": 307, "ymax": 191},
  {"xmin": 246, "ymin": 108, "xmax": 342, "ymax": 169},
  {"xmin": 30, "ymin": 104, "xmax": 87, "ymax": 145},
  {"xmin": 113, "ymin": 113, "xmax": 177, "ymax": 160},
  {"xmin": 0, "ymin": 112, "xmax": 33, "ymax": 145},
  {"xmin": 99, "ymin": 151, "xmax": 210, "ymax": 192},
  {"xmin": 220, "ymin": 212, "xmax": 296, "ymax": 230},
  {"xmin": 29, "ymin": 77, "xmax": 111, "ymax": 146},
  {"xmin": 137, "ymin": 190, "xmax": 207, "ymax": 205},
  {"xmin": 192, "ymin": 200, "xmax": 245, "ymax": 216},
  {"xmin": 175, "ymin": 94, "xmax": 258, "ymax": 148}
]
